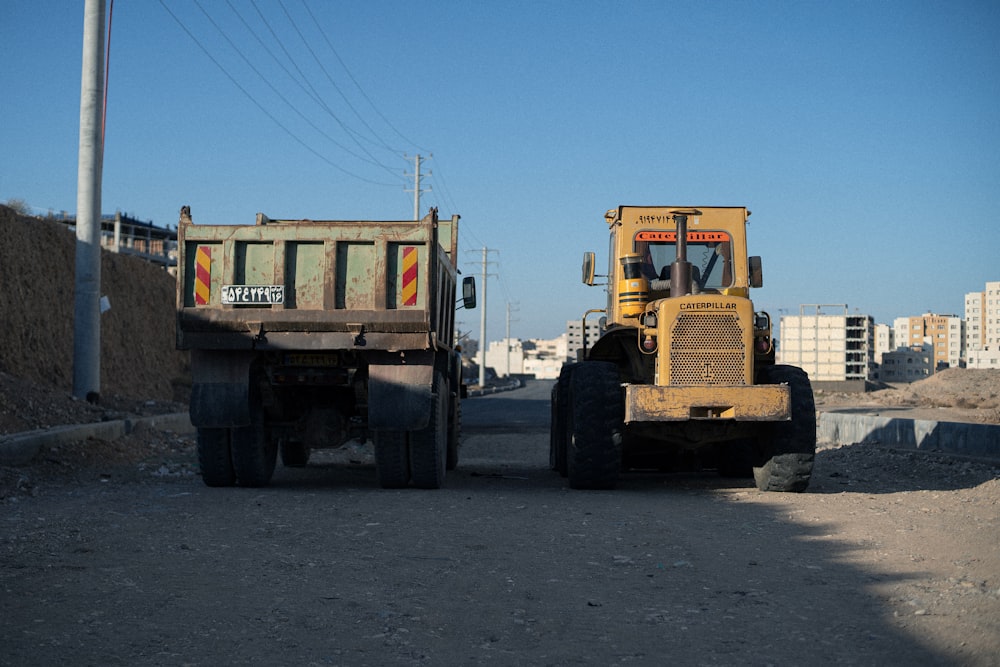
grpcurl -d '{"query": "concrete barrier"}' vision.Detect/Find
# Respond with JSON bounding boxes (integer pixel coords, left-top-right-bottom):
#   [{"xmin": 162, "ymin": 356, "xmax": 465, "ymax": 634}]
[
  {"xmin": 818, "ymin": 412, "xmax": 1000, "ymax": 462},
  {"xmin": 0, "ymin": 413, "xmax": 194, "ymax": 466}
]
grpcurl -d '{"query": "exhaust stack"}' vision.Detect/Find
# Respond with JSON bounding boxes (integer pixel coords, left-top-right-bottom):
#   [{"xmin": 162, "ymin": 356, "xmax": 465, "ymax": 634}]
[{"xmin": 670, "ymin": 213, "xmax": 693, "ymax": 297}]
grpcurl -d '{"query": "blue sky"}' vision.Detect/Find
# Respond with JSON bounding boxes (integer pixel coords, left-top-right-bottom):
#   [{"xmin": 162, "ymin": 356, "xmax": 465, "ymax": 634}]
[{"xmin": 3, "ymin": 1, "xmax": 999, "ymax": 342}]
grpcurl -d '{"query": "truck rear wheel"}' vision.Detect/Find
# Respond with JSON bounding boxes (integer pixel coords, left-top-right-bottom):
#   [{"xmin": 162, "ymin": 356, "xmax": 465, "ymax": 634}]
[
  {"xmin": 374, "ymin": 430, "xmax": 410, "ymax": 489},
  {"xmin": 567, "ymin": 362, "xmax": 623, "ymax": 490},
  {"xmin": 410, "ymin": 371, "xmax": 448, "ymax": 489},
  {"xmin": 754, "ymin": 365, "xmax": 816, "ymax": 492},
  {"xmin": 230, "ymin": 410, "xmax": 278, "ymax": 488},
  {"xmin": 197, "ymin": 427, "xmax": 235, "ymax": 487}
]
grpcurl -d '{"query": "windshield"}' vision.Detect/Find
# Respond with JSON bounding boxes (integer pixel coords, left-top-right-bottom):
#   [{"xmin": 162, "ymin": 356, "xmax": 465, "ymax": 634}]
[{"xmin": 634, "ymin": 230, "xmax": 734, "ymax": 290}]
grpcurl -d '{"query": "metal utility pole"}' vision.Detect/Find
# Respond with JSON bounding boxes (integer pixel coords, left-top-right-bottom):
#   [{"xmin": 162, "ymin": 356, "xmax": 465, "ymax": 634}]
[
  {"xmin": 472, "ymin": 246, "xmax": 501, "ymax": 387},
  {"xmin": 478, "ymin": 247, "xmax": 488, "ymax": 388},
  {"xmin": 405, "ymin": 154, "xmax": 431, "ymax": 220},
  {"xmin": 506, "ymin": 302, "xmax": 511, "ymax": 378},
  {"xmin": 73, "ymin": 0, "xmax": 106, "ymax": 401}
]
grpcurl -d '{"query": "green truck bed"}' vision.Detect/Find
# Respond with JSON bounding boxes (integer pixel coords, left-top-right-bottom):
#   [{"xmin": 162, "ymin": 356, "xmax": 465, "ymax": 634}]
[{"xmin": 175, "ymin": 206, "xmax": 460, "ymax": 353}]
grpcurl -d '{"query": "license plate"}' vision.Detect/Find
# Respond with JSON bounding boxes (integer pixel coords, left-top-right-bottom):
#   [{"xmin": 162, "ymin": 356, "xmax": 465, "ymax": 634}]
[
  {"xmin": 284, "ymin": 353, "xmax": 340, "ymax": 366},
  {"xmin": 221, "ymin": 285, "xmax": 285, "ymax": 305}
]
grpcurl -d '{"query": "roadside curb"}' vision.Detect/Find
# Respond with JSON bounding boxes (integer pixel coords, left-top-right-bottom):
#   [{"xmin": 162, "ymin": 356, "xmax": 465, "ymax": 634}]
[
  {"xmin": 467, "ymin": 380, "xmax": 522, "ymax": 397},
  {"xmin": 0, "ymin": 413, "xmax": 194, "ymax": 466},
  {"xmin": 819, "ymin": 411, "xmax": 1000, "ymax": 462}
]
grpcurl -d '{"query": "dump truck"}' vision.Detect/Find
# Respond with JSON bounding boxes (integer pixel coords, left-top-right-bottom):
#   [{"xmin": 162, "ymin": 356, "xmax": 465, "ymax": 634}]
[
  {"xmin": 551, "ymin": 206, "xmax": 815, "ymax": 491},
  {"xmin": 175, "ymin": 206, "xmax": 475, "ymax": 489}
]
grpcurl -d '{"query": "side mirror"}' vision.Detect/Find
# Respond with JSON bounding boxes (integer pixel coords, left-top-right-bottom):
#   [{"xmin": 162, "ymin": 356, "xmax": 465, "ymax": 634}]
[
  {"xmin": 461, "ymin": 276, "xmax": 477, "ymax": 309},
  {"xmin": 749, "ymin": 256, "xmax": 763, "ymax": 288},
  {"xmin": 582, "ymin": 252, "xmax": 596, "ymax": 286}
]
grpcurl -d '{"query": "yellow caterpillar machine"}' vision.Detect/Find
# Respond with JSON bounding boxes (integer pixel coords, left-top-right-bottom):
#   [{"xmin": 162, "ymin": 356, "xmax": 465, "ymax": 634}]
[{"xmin": 551, "ymin": 206, "xmax": 816, "ymax": 491}]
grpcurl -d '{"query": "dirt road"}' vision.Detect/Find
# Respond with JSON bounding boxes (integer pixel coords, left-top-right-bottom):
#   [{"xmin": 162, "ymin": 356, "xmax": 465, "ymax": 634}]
[{"xmin": 2, "ymin": 380, "xmax": 998, "ymax": 665}]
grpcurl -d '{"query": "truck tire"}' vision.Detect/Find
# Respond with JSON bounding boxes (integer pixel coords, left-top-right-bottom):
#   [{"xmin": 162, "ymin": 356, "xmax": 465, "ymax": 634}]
[
  {"xmin": 374, "ymin": 430, "xmax": 410, "ymax": 489},
  {"xmin": 230, "ymin": 410, "xmax": 278, "ymax": 488},
  {"xmin": 549, "ymin": 363, "xmax": 576, "ymax": 476},
  {"xmin": 754, "ymin": 365, "xmax": 816, "ymax": 492},
  {"xmin": 567, "ymin": 362, "xmax": 623, "ymax": 490},
  {"xmin": 410, "ymin": 371, "xmax": 448, "ymax": 489},
  {"xmin": 197, "ymin": 427, "xmax": 235, "ymax": 487}
]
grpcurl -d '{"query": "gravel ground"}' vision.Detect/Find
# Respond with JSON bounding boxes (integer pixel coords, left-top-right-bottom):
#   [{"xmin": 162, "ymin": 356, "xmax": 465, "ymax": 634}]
[
  {"xmin": 2, "ymin": 205, "xmax": 999, "ymax": 663},
  {"xmin": 1, "ymin": 382, "xmax": 999, "ymax": 665}
]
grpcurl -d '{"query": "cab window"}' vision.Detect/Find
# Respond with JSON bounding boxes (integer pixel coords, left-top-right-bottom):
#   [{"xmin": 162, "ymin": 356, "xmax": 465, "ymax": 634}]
[{"xmin": 634, "ymin": 232, "xmax": 733, "ymax": 290}]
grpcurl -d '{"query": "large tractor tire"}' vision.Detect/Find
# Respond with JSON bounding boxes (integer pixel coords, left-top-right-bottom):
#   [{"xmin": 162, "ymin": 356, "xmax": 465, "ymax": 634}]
[
  {"xmin": 196, "ymin": 427, "xmax": 235, "ymax": 487},
  {"xmin": 567, "ymin": 362, "xmax": 623, "ymax": 490},
  {"xmin": 409, "ymin": 371, "xmax": 448, "ymax": 489},
  {"xmin": 230, "ymin": 409, "xmax": 278, "ymax": 488},
  {"xmin": 374, "ymin": 430, "xmax": 410, "ymax": 489},
  {"xmin": 754, "ymin": 365, "xmax": 817, "ymax": 492},
  {"xmin": 549, "ymin": 363, "xmax": 576, "ymax": 477}
]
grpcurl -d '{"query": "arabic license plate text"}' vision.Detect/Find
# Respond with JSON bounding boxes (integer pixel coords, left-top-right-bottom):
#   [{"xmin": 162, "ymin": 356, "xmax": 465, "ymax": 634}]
[{"xmin": 221, "ymin": 285, "xmax": 284, "ymax": 305}]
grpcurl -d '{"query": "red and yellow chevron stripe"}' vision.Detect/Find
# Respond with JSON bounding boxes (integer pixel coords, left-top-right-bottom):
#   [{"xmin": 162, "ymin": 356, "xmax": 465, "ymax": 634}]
[
  {"xmin": 401, "ymin": 246, "xmax": 418, "ymax": 306},
  {"xmin": 194, "ymin": 246, "xmax": 211, "ymax": 305}
]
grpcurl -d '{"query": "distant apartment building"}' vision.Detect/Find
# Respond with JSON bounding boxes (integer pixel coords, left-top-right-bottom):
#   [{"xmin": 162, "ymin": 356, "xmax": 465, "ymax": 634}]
[
  {"xmin": 892, "ymin": 313, "xmax": 963, "ymax": 369},
  {"xmin": 566, "ymin": 318, "xmax": 602, "ymax": 360},
  {"xmin": 965, "ymin": 290, "xmax": 986, "ymax": 353},
  {"xmin": 523, "ymin": 335, "xmax": 569, "ymax": 379},
  {"xmin": 482, "ymin": 338, "xmax": 525, "ymax": 379},
  {"xmin": 965, "ymin": 280, "xmax": 1000, "ymax": 369},
  {"xmin": 482, "ymin": 334, "xmax": 569, "ymax": 380},
  {"xmin": 873, "ymin": 323, "xmax": 894, "ymax": 364},
  {"xmin": 776, "ymin": 305, "xmax": 875, "ymax": 385},
  {"xmin": 879, "ymin": 343, "xmax": 934, "ymax": 382}
]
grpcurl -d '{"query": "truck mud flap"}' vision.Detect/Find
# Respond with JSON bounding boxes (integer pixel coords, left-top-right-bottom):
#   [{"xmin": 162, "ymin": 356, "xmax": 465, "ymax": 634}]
[
  {"xmin": 189, "ymin": 350, "xmax": 254, "ymax": 428},
  {"xmin": 367, "ymin": 351, "xmax": 437, "ymax": 431}
]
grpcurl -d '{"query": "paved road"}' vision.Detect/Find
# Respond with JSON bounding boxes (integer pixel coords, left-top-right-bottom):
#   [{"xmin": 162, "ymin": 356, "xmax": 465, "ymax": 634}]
[{"xmin": 2, "ymin": 380, "xmax": 993, "ymax": 665}]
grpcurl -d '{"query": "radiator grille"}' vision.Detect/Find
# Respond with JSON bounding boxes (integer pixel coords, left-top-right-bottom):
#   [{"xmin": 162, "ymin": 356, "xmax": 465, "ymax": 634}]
[{"xmin": 668, "ymin": 313, "xmax": 746, "ymax": 385}]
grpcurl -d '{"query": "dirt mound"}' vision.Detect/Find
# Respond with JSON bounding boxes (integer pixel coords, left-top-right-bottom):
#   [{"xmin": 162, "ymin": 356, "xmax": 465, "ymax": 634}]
[
  {"xmin": 815, "ymin": 367, "xmax": 1000, "ymax": 424},
  {"xmin": 0, "ymin": 204, "xmax": 189, "ymax": 433},
  {"xmin": 903, "ymin": 368, "xmax": 1000, "ymax": 409}
]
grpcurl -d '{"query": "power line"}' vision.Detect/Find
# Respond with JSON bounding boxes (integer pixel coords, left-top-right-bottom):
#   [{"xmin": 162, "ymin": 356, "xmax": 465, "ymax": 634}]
[
  {"xmin": 224, "ymin": 0, "xmax": 394, "ymax": 162},
  {"xmin": 272, "ymin": 0, "xmax": 404, "ymax": 175},
  {"xmin": 193, "ymin": 0, "xmax": 399, "ymax": 175},
  {"xmin": 300, "ymin": 0, "xmax": 429, "ymax": 154},
  {"xmin": 289, "ymin": 0, "xmax": 402, "ymax": 155},
  {"xmin": 157, "ymin": 0, "xmax": 402, "ymax": 187}
]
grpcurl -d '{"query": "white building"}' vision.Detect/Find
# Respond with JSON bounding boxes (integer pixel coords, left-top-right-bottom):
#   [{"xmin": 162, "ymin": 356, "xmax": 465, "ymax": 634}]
[
  {"xmin": 482, "ymin": 338, "xmax": 525, "ymax": 379},
  {"xmin": 873, "ymin": 323, "xmax": 894, "ymax": 365},
  {"xmin": 481, "ymin": 334, "xmax": 569, "ymax": 380},
  {"xmin": 777, "ymin": 305, "xmax": 874, "ymax": 384},
  {"xmin": 524, "ymin": 334, "xmax": 569, "ymax": 379},
  {"xmin": 965, "ymin": 280, "xmax": 1000, "ymax": 369}
]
